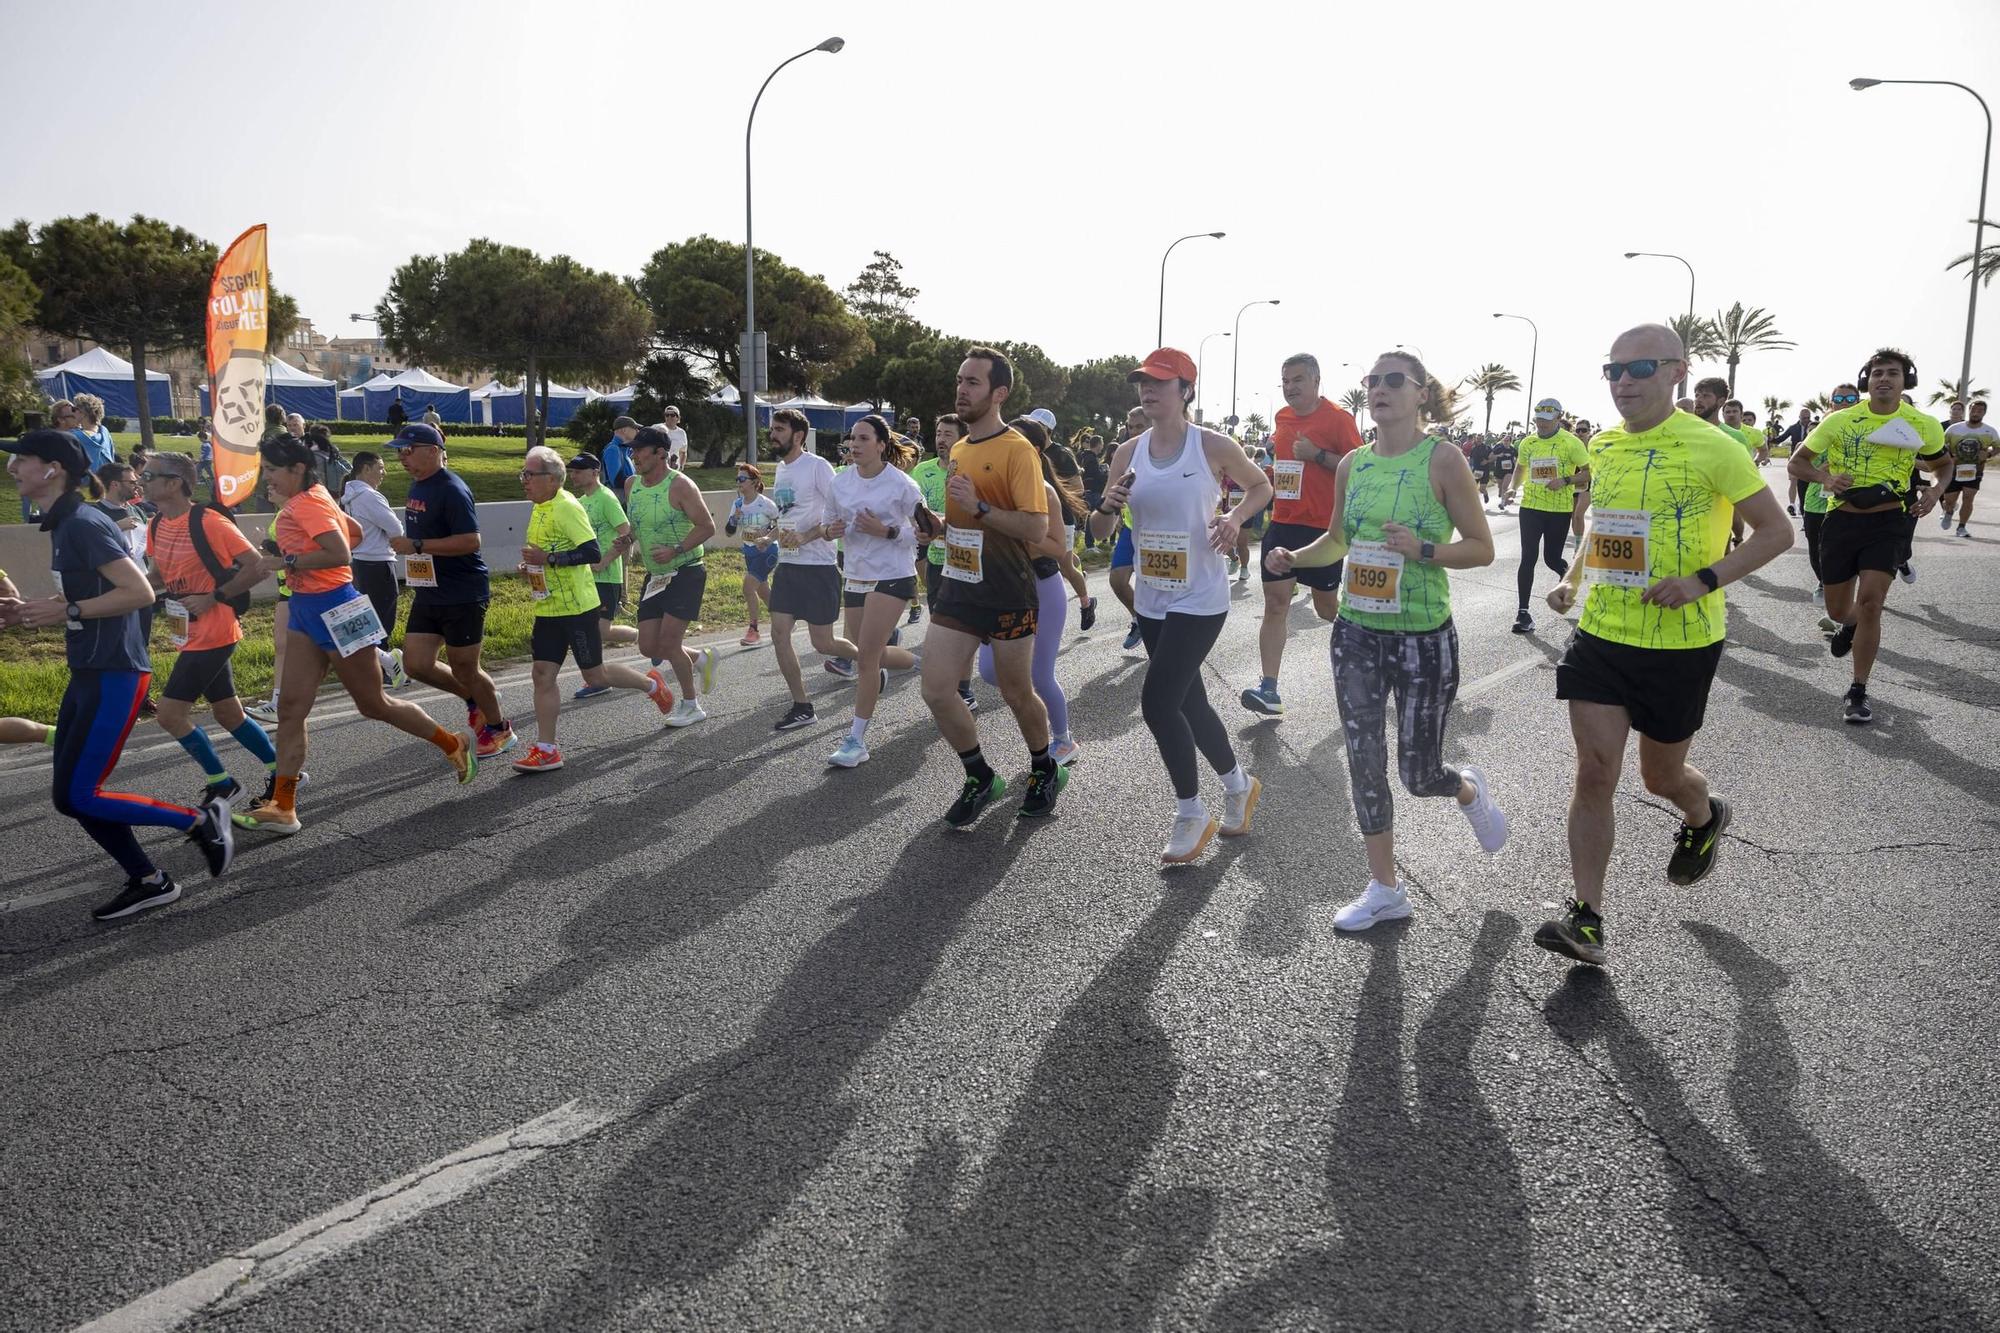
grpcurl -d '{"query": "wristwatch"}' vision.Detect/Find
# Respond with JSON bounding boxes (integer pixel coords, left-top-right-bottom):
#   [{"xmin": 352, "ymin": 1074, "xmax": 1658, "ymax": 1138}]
[
  {"xmin": 65, "ymin": 601, "xmax": 82, "ymax": 626},
  {"xmin": 1419, "ymin": 541, "xmax": 1436, "ymax": 563},
  {"xmin": 885, "ymin": 523, "xmax": 900, "ymax": 542},
  {"xmin": 283, "ymin": 554, "xmax": 299, "ymax": 570},
  {"xmin": 412, "ymin": 538, "xmax": 425, "ymax": 555},
  {"xmin": 975, "ymin": 500, "xmax": 992, "ymax": 519},
  {"xmin": 1695, "ymin": 566, "xmax": 1720, "ymax": 591}
]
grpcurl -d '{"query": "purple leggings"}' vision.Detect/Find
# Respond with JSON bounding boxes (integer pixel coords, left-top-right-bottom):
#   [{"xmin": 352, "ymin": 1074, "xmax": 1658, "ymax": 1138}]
[{"xmin": 977, "ymin": 571, "xmax": 1069, "ymax": 737}]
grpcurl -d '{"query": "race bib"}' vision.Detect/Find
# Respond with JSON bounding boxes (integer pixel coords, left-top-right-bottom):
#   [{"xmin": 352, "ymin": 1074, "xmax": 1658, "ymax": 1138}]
[
  {"xmin": 405, "ymin": 553, "xmax": 438, "ymax": 588},
  {"xmin": 1864, "ymin": 419, "xmax": 1925, "ymax": 452},
  {"xmin": 525, "ymin": 566, "xmax": 549, "ymax": 601},
  {"xmin": 640, "ymin": 569, "xmax": 677, "ymax": 602},
  {"xmin": 163, "ymin": 599, "xmax": 190, "ymax": 649},
  {"xmin": 1135, "ymin": 530, "xmax": 1191, "ymax": 592},
  {"xmin": 1272, "ymin": 459, "xmax": 1306, "ymax": 501},
  {"xmin": 1342, "ymin": 541, "xmax": 1404, "ymax": 613},
  {"xmin": 1956, "ymin": 463, "xmax": 1979, "ymax": 482},
  {"xmin": 1530, "ymin": 459, "xmax": 1560, "ymax": 487},
  {"xmin": 944, "ymin": 525, "xmax": 984, "ymax": 583},
  {"xmin": 776, "ymin": 510, "xmax": 804, "ymax": 562},
  {"xmin": 845, "ymin": 578, "xmax": 878, "ymax": 595},
  {"xmin": 1582, "ymin": 508, "xmax": 1651, "ymax": 588},
  {"xmin": 320, "ymin": 596, "xmax": 386, "ymax": 657},
  {"xmin": 1497, "ymin": 457, "xmax": 1515, "ymax": 473}
]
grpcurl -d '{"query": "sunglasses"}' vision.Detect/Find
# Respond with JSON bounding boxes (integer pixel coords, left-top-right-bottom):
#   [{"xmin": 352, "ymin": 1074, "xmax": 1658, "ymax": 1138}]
[
  {"xmin": 137, "ymin": 470, "xmax": 172, "ymax": 482},
  {"xmin": 518, "ymin": 469, "xmax": 561, "ymax": 479},
  {"xmin": 1362, "ymin": 372, "xmax": 1419, "ymax": 389},
  {"xmin": 1831, "ymin": 393, "xmax": 1860, "ymax": 404},
  {"xmin": 1601, "ymin": 358, "xmax": 1684, "ymax": 381}
]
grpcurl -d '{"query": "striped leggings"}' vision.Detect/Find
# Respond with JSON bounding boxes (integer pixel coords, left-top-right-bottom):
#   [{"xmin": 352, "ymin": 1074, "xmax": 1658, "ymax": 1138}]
[{"xmin": 1331, "ymin": 617, "xmax": 1463, "ymax": 836}]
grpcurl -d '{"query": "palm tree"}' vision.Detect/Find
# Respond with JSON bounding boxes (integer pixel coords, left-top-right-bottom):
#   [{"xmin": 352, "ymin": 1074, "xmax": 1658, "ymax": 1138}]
[
  {"xmin": 1668, "ymin": 312, "xmax": 1723, "ymax": 363},
  {"xmin": 1713, "ymin": 302, "xmax": 1795, "ymax": 396},
  {"xmin": 1945, "ymin": 219, "xmax": 2000, "ymax": 287},
  {"xmin": 1338, "ymin": 386, "xmax": 1367, "ymax": 423},
  {"xmin": 1926, "ymin": 378, "xmax": 1989, "ymax": 406},
  {"xmin": 1761, "ymin": 394, "xmax": 1793, "ymax": 423},
  {"xmin": 1460, "ymin": 362, "xmax": 1521, "ymax": 439}
]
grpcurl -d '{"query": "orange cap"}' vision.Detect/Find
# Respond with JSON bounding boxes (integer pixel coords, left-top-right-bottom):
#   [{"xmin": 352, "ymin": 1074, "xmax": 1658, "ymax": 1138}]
[{"xmin": 1128, "ymin": 348, "xmax": 1198, "ymax": 384}]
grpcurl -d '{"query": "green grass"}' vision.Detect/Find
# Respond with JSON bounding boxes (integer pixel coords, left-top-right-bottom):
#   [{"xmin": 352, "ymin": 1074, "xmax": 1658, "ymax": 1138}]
[
  {"xmin": 1, "ymin": 432, "xmax": 743, "ymax": 520},
  {"xmin": 0, "ymin": 552, "xmax": 765, "ymax": 724}
]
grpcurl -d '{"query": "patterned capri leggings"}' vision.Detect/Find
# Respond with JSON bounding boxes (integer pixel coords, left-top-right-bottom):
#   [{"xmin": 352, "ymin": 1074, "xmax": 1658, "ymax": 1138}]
[{"xmin": 1331, "ymin": 616, "xmax": 1463, "ymax": 836}]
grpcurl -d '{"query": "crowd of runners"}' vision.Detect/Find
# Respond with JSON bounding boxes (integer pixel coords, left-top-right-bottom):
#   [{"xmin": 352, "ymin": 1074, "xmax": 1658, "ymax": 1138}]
[{"xmin": 4, "ymin": 325, "xmax": 1990, "ymax": 968}]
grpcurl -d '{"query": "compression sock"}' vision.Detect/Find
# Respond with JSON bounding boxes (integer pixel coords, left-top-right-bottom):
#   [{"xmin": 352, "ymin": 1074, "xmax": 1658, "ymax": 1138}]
[
  {"xmin": 958, "ymin": 746, "xmax": 994, "ymax": 784},
  {"xmin": 176, "ymin": 728, "xmax": 228, "ymax": 785},
  {"xmin": 1030, "ymin": 745, "xmax": 1055, "ymax": 775},
  {"xmin": 228, "ymin": 717, "xmax": 277, "ymax": 766},
  {"xmin": 273, "ymin": 775, "xmax": 299, "ymax": 812},
  {"xmin": 428, "ymin": 726, "xmax": 460, "ymax": 755}
]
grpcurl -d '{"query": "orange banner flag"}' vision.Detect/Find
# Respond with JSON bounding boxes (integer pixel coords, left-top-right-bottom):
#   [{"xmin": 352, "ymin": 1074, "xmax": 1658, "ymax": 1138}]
[{"xmin": 206, "ymin": 225, "xmax": 269, "ymax": 507}]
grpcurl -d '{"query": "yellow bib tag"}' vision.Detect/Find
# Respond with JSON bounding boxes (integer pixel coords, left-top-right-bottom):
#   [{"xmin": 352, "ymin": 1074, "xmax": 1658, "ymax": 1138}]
[{"xmin": 1582, "ymin": 508, "xmax": 1651, "ymax": 588}]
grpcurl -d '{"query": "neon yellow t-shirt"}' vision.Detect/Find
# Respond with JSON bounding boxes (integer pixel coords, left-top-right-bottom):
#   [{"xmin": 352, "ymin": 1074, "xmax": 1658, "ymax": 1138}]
[
  {"xmin": 1578, "ymin": 410, "xmax": 1766, "ymax": 649},
  {"xmin": 526, "ymin": 489, "xmax": 602, "ymax": 618},
  {"xmin": 1518, "ymin": 429, "xmax": 1591, "ymax": 512},
  {"xmin": 1724, "ymin": 423, "xmax": 1761, "ymax": 456},
  {"xmin": 1798, "ymin": 402, "xmax": 1945, "ymax": 508}
]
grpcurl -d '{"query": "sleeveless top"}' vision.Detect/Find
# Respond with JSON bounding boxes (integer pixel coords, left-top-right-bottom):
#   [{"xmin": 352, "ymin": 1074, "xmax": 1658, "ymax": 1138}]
[
  {"xmin": 628, "ymin": 469, "xmax": 704, "ymax": 574},
  {"xmin": 1337, "ymin": 435, "xmax": 1455, "ymax": 633},
  {"xmin": 1125, "ymin": 423, "xmax": 1229, "ymax": 618}
]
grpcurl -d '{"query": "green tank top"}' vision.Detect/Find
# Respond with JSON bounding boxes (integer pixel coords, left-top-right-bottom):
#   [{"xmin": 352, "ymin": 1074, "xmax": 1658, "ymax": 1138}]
[
  {"xmin": 627, "ymin": 470, "xmax": 704, "ymax": 574},
  {"xmin": 1338, "ymin": 434, "xmax": 1455, "ymax": 633}
]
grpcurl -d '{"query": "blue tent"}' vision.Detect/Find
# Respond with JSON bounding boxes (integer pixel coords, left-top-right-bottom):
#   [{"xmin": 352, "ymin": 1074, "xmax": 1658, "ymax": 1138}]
[
  {"xmin": 486, "ymin": 381, "xmax": 589, "ymax": 428},
  {"xmin": 199, "ymin": 358, "xmax": 339, "ymax": 420},
  {"xmin": 597, "ymin": 383, "xmax": 637, "ymax": 414},
  {"xmin": 37, "ymin": 347, "xmax": 172, "ymax": 419},
  {"xmin": 364, "ymin": 369, "xmax": 472, "ymax": 424}
]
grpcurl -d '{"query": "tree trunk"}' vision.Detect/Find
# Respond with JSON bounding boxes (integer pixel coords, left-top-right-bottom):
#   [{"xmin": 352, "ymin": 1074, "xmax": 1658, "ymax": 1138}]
[
  {"xmin": 1484, "ymin": 392, "xmax": 1495, "ymax": 441},
  {"xmin": 522, "ymin": 351, "xmax": 539, "ymax": 451},
  {"xmin": 538, "ymin": 370, "xmax": 551, "ymax": 448},
  {"xmin": 130, "ymin": 340, "xmax": 157, "ymax": 454},
  {"xmin": 1727, "ymin": 354, "xmax": 1740, "ymax": 398}
]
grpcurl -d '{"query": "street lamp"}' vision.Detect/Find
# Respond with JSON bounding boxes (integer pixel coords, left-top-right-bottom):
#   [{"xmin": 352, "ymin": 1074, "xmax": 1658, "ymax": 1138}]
[
  {"xmin": 744, "ymin": 36, "xmax": 845, "ymax": 465},
  {"xmin": 1157, "ymin": 232, "xmax": 1225, "ymax": 348},
  {"xmin": 1851, "ymin": 77, "xmax": 1992, "ymax": 401},
  {"xmin": 1229, "ymin": 299, "xmax": 1281, "ymax": 430},
  {"xmin": 1624, "ymin": 251, "xmax": 1696, "ymax": 389},
  {"xmin": 1196, "ymin": 331, "xmax": 1230, "ymax": 423},
  {"xmin": 1493, "ymin": 312, "xmax": 1539, "ymax": 430}
]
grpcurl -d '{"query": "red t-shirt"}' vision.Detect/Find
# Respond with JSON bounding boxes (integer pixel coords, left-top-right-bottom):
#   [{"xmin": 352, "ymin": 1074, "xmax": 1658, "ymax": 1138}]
[
  {"xmin": 1270, "ymin": 398, "xmax": 1363, "ymax": 528},
  {"xmin": 274, "ymin": 485, "xmax": 360, "ymax": 594},
  {"xmin": 151, "ymin": 507, "xmax": 256, "ymax": 650}
]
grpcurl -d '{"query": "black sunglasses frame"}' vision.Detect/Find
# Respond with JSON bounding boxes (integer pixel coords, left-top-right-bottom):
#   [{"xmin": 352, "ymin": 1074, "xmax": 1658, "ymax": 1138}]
[{"xmin": 1601, "ymin": 358, "xmax": 1684, "ymax": 382}]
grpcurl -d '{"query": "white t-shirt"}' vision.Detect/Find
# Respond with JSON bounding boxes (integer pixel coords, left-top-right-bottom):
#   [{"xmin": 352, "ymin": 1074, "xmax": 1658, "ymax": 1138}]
[
  {"xmin": 832, "ymin": 464, "xmax": 922, "ymax": 583},
  {"xmin": 771, "ymin": 451, "xmax": 839, "ymax": 566},
  {"xmin": 666, "ymin": 426, "xmax": 689, "ymax": 469}
]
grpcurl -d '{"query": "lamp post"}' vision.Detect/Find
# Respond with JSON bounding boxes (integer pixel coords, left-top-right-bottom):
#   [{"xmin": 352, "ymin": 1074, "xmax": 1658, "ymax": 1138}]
[
  {"xmin": 1157, "ymin": 232, "xmax": 1225, "ymax": 348},
  {"xmin": 1851, "ymin": 77, "xmax": 1992, "ymax": 401},
  {"xmin": 1196, "ymin": 331, "xmax": 1230, "ymax": 423},
  {"xmin": 1492, "ymin": 312, "xmax": 1539, "ymax": 430},
  {"xmin": 1229, "ymin": 298, "xmax": 1281, "ymax": 431},
  {"xmin": 744, "ymin": 36, "xmax": 845, "ymax": 466},
  {"xmin": 1623, "ymin": 251, "xmax": 1695, "ymax": 388}
]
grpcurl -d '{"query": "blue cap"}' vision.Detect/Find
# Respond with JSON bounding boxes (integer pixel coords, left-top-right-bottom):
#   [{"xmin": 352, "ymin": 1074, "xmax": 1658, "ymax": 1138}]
[{"xmin": 391, "ymin": 423, "xmax": 445, "ymax": 449}]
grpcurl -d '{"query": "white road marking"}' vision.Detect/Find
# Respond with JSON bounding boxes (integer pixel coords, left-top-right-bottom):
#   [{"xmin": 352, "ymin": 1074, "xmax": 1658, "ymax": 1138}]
[
  {"xmin": 1459, "ymin": 654, "xmax": 1545, "ymax": 700},
  {"xmin": 72, "ymin": 1100, "xmax": 618, "ymax": 1333},
  {"xmin": 0, "ymin": 881, "xmax": 110, "ymax": 915}
]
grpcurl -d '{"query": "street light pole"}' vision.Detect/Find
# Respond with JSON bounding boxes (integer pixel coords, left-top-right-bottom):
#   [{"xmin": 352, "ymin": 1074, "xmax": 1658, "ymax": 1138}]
[
  {"xmin": 1493, "ymin": 312, "xmax": 1539, "ymax": 430},
  {"xmin": 745, "ymin": 36, "xmax": 844, "ymax": 466},
  {"xmin": 1229, "ymin": 299, "xmax": 1281, "ymax": 432},
  {"xmin": 1157, "ymin": 232, "xmax": 1225, "ymax": 349},
  {"xmin": 1196, "ymin": 331, "xmax": 1230, "ymax": 423},
  {"xmin": 1623, "ymin": 251, "xmax": 1696, "ymax": 388},
  {"xmin": 1851, "ymin": 77, "xmax": 1992, "ymax": 401}
]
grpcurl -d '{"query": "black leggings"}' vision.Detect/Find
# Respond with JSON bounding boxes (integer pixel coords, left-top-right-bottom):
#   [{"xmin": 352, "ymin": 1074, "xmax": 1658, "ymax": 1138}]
[
  {"xmin": 1517, "ymin": 508, "xmax": 1571, "ymax": 609},
  {"xmin": 1802, "ymin": 510, "xmax": 1825, "ymax": 583},
  {"xmin": 353, "ymin": 560, "xmax": 400, "ymax": 640},
  {"xmin": 1137, "ymin": 611, "xmax": 1236, "ymax": 800}
]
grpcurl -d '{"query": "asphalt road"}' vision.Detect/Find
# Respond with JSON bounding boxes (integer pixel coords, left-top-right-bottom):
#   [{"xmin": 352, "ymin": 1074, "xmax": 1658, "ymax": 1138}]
[{"xmin": 4, "ymin": 471, "xmax": 1997, "ymax": 1332}]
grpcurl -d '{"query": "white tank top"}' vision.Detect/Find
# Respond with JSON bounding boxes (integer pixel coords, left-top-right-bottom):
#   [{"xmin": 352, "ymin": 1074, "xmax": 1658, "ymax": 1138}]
[{"xmin": 1126, "ymin": 423, "xmax": 1228, "ymax": 618}]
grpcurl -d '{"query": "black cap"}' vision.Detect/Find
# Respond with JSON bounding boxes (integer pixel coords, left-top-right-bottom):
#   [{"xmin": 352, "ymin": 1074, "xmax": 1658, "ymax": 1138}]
[
  {"xmin": 566, "ymin": 452, "xmax": 601, "ymax": 471},
  {"xmin": 631, "ymin": 427, "xmax": 673, "ymax": 452},
  {"xmin": 260, "ymin": 432, "xmax": 316, "ymax": 468},
  {"xmin": 611, "ymin": 415, "xmax": 640, "ymax": 432},
  {"xmin": 1, "ymin": 428, "xmax": 90, "ymax": 477}
]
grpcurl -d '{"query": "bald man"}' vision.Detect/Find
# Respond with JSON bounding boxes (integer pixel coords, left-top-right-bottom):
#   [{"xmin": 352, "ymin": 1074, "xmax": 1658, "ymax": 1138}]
[{"xmin": 1536, "ymin": 323, "xmax": 1791, "ymax": 966}]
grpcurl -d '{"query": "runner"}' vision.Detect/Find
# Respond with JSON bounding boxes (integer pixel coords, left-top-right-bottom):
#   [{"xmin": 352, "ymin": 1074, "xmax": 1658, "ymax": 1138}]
[
  {"xmin": 338, "ymin": 449, "xmax": 409, "ymax": 690},
  {"xmin": 1110, "ymin": 405, "xmax": 1148, "ymax": 651},
  {"xmin": 1787, "ymin": 348, "xmax": 1948, "ymax": 724},
  {"xmin": 1088, "ymin": 348, "xmax": 1271, "ymax": 860},
  {"xmin": 385, "ymin": 424, "xmax": 516, "ymax": 758},
  {"xmin": 624, "ymin": 426, "xmax": 717, "ymax": 728},
  {"xmin": 1268, "ymin": 352, "xmax": 1507, "ymax": 928},
  {"xmin": 1241, "ymin": 353, "xmax": 1363, "ymax": 717},
  {"xmin": 910, "ymin": 414, "xmax": 979, "ymax": 711},
  {"xmin": 919, "ymin": 347, "xmax": 1069, "ymax": 823},
  {"xmin": 1797, "ymin": 386, "xmax": 1853, "ymax": 624},
  {"xmin": 0, "ymin": 430, "xmax": 233, "ymax": 919},
  {"xmin": 139, "ymin": 453, "xmax": 283, "ymax": 803},
  {"xmin": 1534, "ymin": 324, "xmax": 1791, "ymax": 965},
  {"xmin": 1027, "ymin": 406, "xmax": 1097, "ymax": 625},
  {"xmin": 1941, "ymin": 398, "xmax": 1997, "ymax": 537},
  {"xmin": 764, "ymin": 408, "xmax": 865, "ymax": 731},
  {"xmin": 238, "ymin": 434, "xmax": 478, "ymax": 830},
  {"xmin": 1467, "ymin": 433, "xmax": 1495, "ymax": 507},
  {"xmin": 1489, "ymin": 433, "xmax": 1519, "ymax": 509},
  {"xmin": 1510, "ymin": 397, "xmax": 1590, "ymax": 634},
  {"xmin": 825, "ymin": 414, "xmax": 928, "ymax": 767},
  {"xmin": 973, "ymin": 417, "xmax": 1086, "ymax": 768},
  {"xmin": 512, "ymin": 445, "xmax": 676, "ymax": 772},
  {"xmin": 566, "ymin": 454, "xmax": 640, "ymax": 679},
  {"xmin": 723, "ymin": 462, "xmax": 780, "ymax": 646}
]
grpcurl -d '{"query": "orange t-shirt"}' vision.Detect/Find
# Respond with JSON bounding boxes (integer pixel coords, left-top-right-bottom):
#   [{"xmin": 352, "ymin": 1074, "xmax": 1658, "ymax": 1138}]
[
  {"xmin": 151, "ymin": 507, "xmax": 256, "ymax": 651},
  {"xmin": 1270, "ymin": 397, "xmax": 1363, "ymax": 528},
  {"xmin": 273, "ymin": 485, "xmax": 360, "ymax": 593},
  {"xmin": 941, "ymin": 425, "xmax": 1047, "ymax": 609}
]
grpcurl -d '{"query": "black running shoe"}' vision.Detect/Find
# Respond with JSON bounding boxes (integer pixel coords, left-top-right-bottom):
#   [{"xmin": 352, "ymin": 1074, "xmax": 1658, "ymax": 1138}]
[
  {"xmin": 1079, "ymin": 597, "xmax": 1098, "ymax": 632},
  {"xmin": 1842, "ymin": 684, "xmax": 1872, "ymax": 725},
  {"xmin": 1511, "ymin": 609, "xmax": 1534, "ymax": 635},
  {"xmin": 198, "ymin": 775, "xmax": 244, "ymax": 807},
  {"xmin": 907, "ymin": 603, "xmax": 922, "ymax": 624},
  {"xmin": 1018, "ymin": 764, "xmax": 1069, "ymax": 819},
  {"xmin": 189, "ymin": 796, "xmax": 236, "ymax": 879},
  {"xmin": 773, "ymin": 701, "xmax": 815, "ymax": 732},
  {"xmin": 959, "ymin": 688, "xmax": 979, "ymax": 715},
  {"xmin": 1533, "ymin": 900, "xmax": 1606, "ymax": 965},
  {"xmin": 93, "ymin": 873, "xmax": 182, "ymax": 922},
  {"xmin": 252, "ymin": 770, "xmax": 309, "ymax": 804},
  {"xmin": 1829, "ymin": 622, "xmax": 1856, "ymax": 658},
  {"xmin": 944, "ymin": 773, "xmax": 1005, "ymax": 827},
  {"xmin": 1666, "ymin": 795, "xmax": 1732, "ymax": 886}
]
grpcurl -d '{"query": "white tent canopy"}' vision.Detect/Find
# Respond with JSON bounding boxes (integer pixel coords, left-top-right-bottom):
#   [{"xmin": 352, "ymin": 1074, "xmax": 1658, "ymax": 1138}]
[
  {"xmin": 38, "ymin": 346, "xmax": 171, "ymax": 385},
  {"xmin": 386, "ymin": 367, "xmax": 466, "ymax": 392},
  {"xmin": 268, "ymin": 359, "xmax": 335, "ymax": 388}
]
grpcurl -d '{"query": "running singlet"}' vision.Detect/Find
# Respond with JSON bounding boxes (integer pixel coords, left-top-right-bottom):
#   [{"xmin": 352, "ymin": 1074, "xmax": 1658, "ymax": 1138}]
[
  {"xmin": 274, "ymin": 485, "xmax": 359, "ymax": 594},
  {"xmin": 1799, "ymin": 402, "xmax": 1945, "ymax": 508},
  {"xmin": 939, "ymin": 426, "xmax": 1046, "ymax": 609},
  {"xmin": 150, "ymin": 507, "xmax": 256, "ymax": 650},
  {"xmin": 1577, "ymin": 411, "xmax": 1764, "ymax": 649},
  {"xmin": 628, "ymin": 471, "xmax": 703, "ymax": 575},
  {"xmin": 1518, "ymin": 428, "xmax": 1590, "ymax": 512},
  {"xmin": 525, "ymin": 489, "xmax": 602, "ymax": 617},
  {"xmin": 1124, "ymin": 425, "xmax": 1228, "ymax": 619},
  {"xmin": 577, "ymin": 484, "xmax": 628, "ymax": 585},
  {"xmin": 911, "ymin": 454, "xmax": 950, "ymax": 565},
  {"xmin": 1337, "ymin": 435, "xmax": 1454, "ymax": 633},
  {"xmin": 1269, "ymin": 396, "xmax": 1362, "ymax": 528}
]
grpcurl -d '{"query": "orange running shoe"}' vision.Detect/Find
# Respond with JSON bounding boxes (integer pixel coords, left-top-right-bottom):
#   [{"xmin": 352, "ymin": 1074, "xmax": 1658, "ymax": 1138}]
[
  {"xmin": 511, "ymin": 743, "xmax": 565, "ymax": 773},
  {"xmin": 646, "ymin": 669, "xmax": 675, "ymax": 716}
]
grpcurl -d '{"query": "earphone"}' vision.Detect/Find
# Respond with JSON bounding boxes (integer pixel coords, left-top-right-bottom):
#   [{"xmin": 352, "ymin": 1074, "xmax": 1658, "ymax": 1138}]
[{"xmin": 1856, "ymin": 354, "xmax": 1916, "ymax": 391}]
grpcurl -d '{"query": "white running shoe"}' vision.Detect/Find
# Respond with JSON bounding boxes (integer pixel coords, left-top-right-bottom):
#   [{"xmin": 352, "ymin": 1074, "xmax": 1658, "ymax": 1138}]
[
  {"xmin": 695, "ymin": 647, "xmax": 718, "ymax": 695},
  {"xmin": 385, "ymin": 649, "xmax": 408, "ymax": 689},
  {"xmin": 245, "ymin": 699, "xmax": 278, "ymax": 724},
  {"xmin": 1334, "ymin": 879, "xmax": 1413, "ymax": 931},
  {"xmin": 1458, "ymin": 765, "xmax": 1509, "ymax": 853},
  {"xmin": 1811, "ymin": 585, "xmax": 1824, "ymax": 605},
  {"xmin": 827, "ymin": 735, "xmax": 870, "ymax": 768},
  {"xmin": 1941, "ymin": 512, "xmax": 1955, "ymax": 531},
  {"xmin": 1220, "ymin": 775, "xmax": 1262, "ymax": 838},
  {"xmin": 1162, "ymin": 812, "xmax": 1218, "ymax": 864},
  {"xmin": 1049, "ymin": 737, "xmax": 1082, "ymax": 767},
  {"xmin": 664, "ymin": 698, "xmax": 708, "ymax": 729}
]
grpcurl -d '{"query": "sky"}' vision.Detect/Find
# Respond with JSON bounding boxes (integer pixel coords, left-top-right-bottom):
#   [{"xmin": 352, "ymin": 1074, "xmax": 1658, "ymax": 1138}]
[{"xmin": 9, "ymin": 0, "xmax": 1998, "ymax": 428}]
